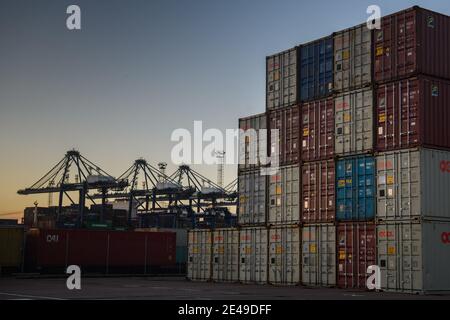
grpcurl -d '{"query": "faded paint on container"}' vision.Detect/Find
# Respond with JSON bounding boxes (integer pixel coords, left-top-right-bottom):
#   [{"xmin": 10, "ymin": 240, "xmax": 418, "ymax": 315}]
[
  {"xmin": 238, "ymin": 170, "xmax": 267, "ymax": 225},
  {"xmin": 269, "ymin": 105, "xmax": 300, "ymax": 166},
  {"xmin": 335, "ymin": 87, "xmax": 374, "ymax": 156},
  {"xmin": 268, "ymin": 165, "xmax": 300, "ymax": 225},
  {"xmin": 377, "ymin": 148, "xmax": 450, "ymax": 221},
  {"xmin": 266, "ymin": 47, "xmax": 298, "ymax": 110},
  {"xmin": 187, "ymin": 229, "xmax": 212, "ymax": 281},
  {"xmin": 212, "ymin": 229, "xmax": 239, "ymax": 282},
  {"xmin": 301, "ymin": 160, "xmax": 335, "ymax": 223},
  {"xmin": 239, "ymin": 227, "xmax": 268, "ymax": 284},
  {"xmin": 300, "ymin": 36, "xmax": 334, "ymax": 101},
  {"xmin": 334, "ymin": 23, "xmax": 372, "ymax": 92},
  {"xmin": 337, "ymin": 222, "xmax": 376, "ymax": 289},
  {"xmin": 269, "ymin": 225, "xmax": 300, "ymax": 285},
  {"xmin": 377, "ymin": 220, "xmax": 450, "ymax": 293},
  {"xmin": 239, "ymin": 113, "xmax": 267, "ymax": 172},
  {"xmin": 336, "ymin": 155, "xmax": 375, "ymax": 221},
  {"xmin": 376, "ymin": 76, "xmax": 450, "ymax": 152},
  {"xmin": 301, "ymin": 223, "xmax": 336, "ymax": 286},
  {"xmin": 374, "ymin": 6, "xmax": 450, "ymax": 83},
  {"xmin": 0, "ymin": 227, "xmax": 24, "ymax": 270},
  {"xmin": 301, "ymin": 98, "xmax": 335, "ymax": 161}
]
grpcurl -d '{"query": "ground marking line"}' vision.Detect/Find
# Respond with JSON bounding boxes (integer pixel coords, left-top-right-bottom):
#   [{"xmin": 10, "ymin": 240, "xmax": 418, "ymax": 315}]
[{"xmin": 0, "ymin": 292, "xmax": 65, "ymax": 300}]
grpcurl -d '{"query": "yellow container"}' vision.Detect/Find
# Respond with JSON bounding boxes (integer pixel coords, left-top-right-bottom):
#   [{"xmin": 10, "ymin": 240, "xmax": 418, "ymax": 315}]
[{"xmin": 0, "ymin": 227, "xmax": 24, "ymax": 268}]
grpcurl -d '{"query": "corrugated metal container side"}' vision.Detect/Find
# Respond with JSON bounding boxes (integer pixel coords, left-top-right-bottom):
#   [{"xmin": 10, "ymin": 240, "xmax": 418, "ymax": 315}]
[
  {"xmin": 301, "ymin": 160, "xmax": 335, "ymax": 223},
  {"xmin": 239, "ymin": 227, "xmax": 268, "ymax": 284},
  {"xmin": 268, "ymin": 225, "xmax": 300, "ymax": 285},
  {"xmin": 0, "ymin": 227, "xmax": 24, "ymax": 271},
  {"xmin": 376, "ymin": 76, "xmax": 450, "ymax": 152},
  {"xmin": 300, "ymin": 36, "xmax": 334, "ymax": 101},
  {"xmin": 238, "ymin": 170, "xmax": 267, "ymax": 226},
  {"xmin": 374, "ymin": 6, "xmax": 450, "ymax": 83},
  {"xmin": 159, "ymin": 228, "xmax": 188, "ymax": 264},
  {"xmin": 188, "ymin": 229, "xmax": 212, "ymax": 281},
  {"xmin": 269, "ymin": 105, "xmax": 300, "ymax": 166},
  {"xmin": 337, "ymin": 222, "xmax": 376, "ymax": 289},
  {"xmin": 377, "ymin": 220, "xmax": 450, "ymax": 293},
  {"xmin": 268, "ymin": 165, "xmax": 300, "ymax": 225},
  {"xmin": 212, "ymin": 229, "xmax": 239, "ymax": 282},
  {"xmin": 376, "ymin": 148, "xmax": 450, "ymax": 221},
  {"xmin": 336, "ymin": 155, "xmax": 375, "ymax": 221},
  {"xmin": 239, "ymin": 113, "xmax": 267, "ymax": 172},
  {"xmin": 301, "ymin": 223, "xmax": 336, "ymax": 287},
  {"xmin": 334, "ymin": 23, "xmax": 373, "ymax": 92},
  {"xmin": 301, "ymin": 97, "xmax": 335, "ymax": 161},
  {"xmin": 335, "ymin": 87, "xmax": 374, "ymax": 156},
  {"xmin": 266, "ymin": 47, "xmax": 298, "ymax": 110}
]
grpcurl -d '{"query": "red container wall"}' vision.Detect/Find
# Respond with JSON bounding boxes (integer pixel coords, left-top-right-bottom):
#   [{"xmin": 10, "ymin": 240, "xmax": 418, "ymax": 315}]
[
  {"xmin": 376, "ymin": 76, "xmax": 450, "ymax": 152},
  {"xmin": 301, "ymin": 160, "xmax": 335, "ymax": 223},
  {"xmin": 269, "ymin": 105, "xmax": 300, "ymax": 166},
  {"xmin": 301, "ymin": 98, "xmax": 334, "ymax": 161},
  {"xmin": 337, "ymin": 222, "xmax": 376, "ymax": 289},
  {"xmin": 374, "ymin": 6, "xmax": 450, "ymax": 83}
]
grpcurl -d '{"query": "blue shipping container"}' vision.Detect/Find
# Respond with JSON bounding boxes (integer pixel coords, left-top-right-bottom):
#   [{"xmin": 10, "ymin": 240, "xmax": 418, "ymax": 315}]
[
  {"xmin": 300, "ymin": 36, "xmax": 334, "ymax": 101},
  {"xmin": 336, "ymin": 156, "xmax": 375, "ymax": 220}
]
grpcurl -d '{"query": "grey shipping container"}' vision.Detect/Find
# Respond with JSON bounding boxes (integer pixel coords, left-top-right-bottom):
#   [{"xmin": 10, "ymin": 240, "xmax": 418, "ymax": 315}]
[
  {"xmin": 334, "ymin": 23, "xmax": 372, "ymax": 92},
  {"xmin": 268, "ymin": 165, "xmax": 300, "ymax": 225},
  {"xmin": 212, "ymin": 229, "xmax": 239, "ymax": 282},
  {"xmin": 377, "ymin": 220, "xmax": 450, "ymax": 293},
  {"xmin": 302, "ymin": 223, "xmax": 336, "ymax": 287},
  {"xmin": 335, "ymin": 87, "xmax": 374, "ymax": 156},
  {"xmin": 376, "ymin": 148, "xmax": 450, "ymax": 221},
  {"xmin": 238, "ymin": 170, "xmax": 267, "ymax": 225},
  {"xmin": 239, "ymin": 113, "xmax": 267, "ymax": 172},
  {"xmin": 266, "ymin": 47, "xmax": 298, "ymax": 110},
  {"xmin": 269, "ymin": 225, "xmax": 300, "ymax": 285},
  {"xmin": 187, "ymin": 229, "xmax": 212, "ymax": 281},
  {"xmin": 239, "ymin": 227, "xmax": 268, "ymax": 284}
]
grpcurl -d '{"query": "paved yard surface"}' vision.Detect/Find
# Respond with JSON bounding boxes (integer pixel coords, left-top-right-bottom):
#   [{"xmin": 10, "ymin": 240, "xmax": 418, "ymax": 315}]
[{"xmin": 0, "ymin": 276, "xmax": 449, "ymax": 300}]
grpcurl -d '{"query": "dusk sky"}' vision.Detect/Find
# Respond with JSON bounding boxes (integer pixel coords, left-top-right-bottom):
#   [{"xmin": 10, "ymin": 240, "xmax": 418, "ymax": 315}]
[{"xmin": 1, "ymin": 0, "xmax": 449, "ymax": 218}]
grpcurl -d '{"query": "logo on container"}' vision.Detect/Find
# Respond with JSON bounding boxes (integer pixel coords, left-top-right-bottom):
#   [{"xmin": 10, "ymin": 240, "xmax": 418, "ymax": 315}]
[
  {"xmin": 46, "ymin": 234, "xmax": 59, "ymax": 243},
  {"xmin": 440, "ymin": 160, "xmax": 450, "ymax": 173},
  {"xmin": 442, "ymin": 232, "xmax": 450, "ymax": 244}
]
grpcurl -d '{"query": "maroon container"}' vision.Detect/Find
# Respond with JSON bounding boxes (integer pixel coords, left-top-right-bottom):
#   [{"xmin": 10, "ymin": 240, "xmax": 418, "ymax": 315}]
[
  {"xmin": 376, "ymin": 75, "xmax": 450, "ymax": 152},
  {"xmin": 268, "ymin": 105, "xmax": 300, "ymax": 166},
  {"xmin": 301, "ymin": 160, "xmax": 335, "ymax": 223},
  {"xmin": 374, "ymin": 6, "xmax": 450, "ymax": 83},
  {"xmin": 337, "ymin": 222, "xmax": 376, "ymax": 289},
  {"xmin": 301, "ymin": 98, "xmax": 334, "ymax": 161},
  {"xmin": 25, "ymin": 229, "xmax": 176, "ymax": 272}
]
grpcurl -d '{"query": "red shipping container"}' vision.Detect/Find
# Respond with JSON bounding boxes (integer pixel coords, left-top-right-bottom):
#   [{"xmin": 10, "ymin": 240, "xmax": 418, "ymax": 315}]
[
  {"xmin": 301, "ymin": 160, "xmax": 335, "ymax": 223},
  {"xmin": 301, "ymin": 98, "xmax": 334, "ymax": 161},
  {"xmin": 337, "ymin": 222, "xmax": 376, "ymax": 289},
  {"xmin": 376, "ymin": 75, "xmax": 450, "ymax": 152},
  {"xmin": 269, "ymin": 105, "xmax": 300, "ymax": 166},
  {"xmin": 374, "ymin": 6, "xmax": 450, "ymax": 83}
]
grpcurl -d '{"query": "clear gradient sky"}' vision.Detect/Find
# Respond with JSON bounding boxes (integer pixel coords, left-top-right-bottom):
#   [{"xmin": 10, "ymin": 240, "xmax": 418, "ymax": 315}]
[{"xmin": 1, "ymin": 0, "xmax": 449, "ymax": 218}]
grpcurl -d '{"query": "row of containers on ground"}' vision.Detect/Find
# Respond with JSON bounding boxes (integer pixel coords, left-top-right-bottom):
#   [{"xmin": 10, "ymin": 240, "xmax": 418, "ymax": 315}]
[{"xmin": 187, "ymin": 221, "xmax": 450, "ymax": 294}]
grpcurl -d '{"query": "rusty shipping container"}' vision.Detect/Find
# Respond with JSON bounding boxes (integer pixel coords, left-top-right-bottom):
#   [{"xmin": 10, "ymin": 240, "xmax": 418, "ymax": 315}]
[
  {"xmin": 337, "ymin": 222, "xmax": 376, "ymax": 289},
  {"xmin": 269, "ymin": 105, "xmax": 300, "ymax": 166},
  {"xmin": 239, "ymin": 227, "xmax": 268, "ymax": 284},
  {"xmin": 334, "ymin": 23, "xmax": 373, "ymax": 92},
  {"xmin": 374, "ymin": 6, "xmax": 450, "ymax": 83},
  {"xmin": 187, "ymin": 229, "xmax": 212, "ymax": 281},
  {"xmin": 377, "ymin": 220, "xmax": 450, "ymax": 293},
  {"xmin": 376, "ymin": 76, "xmax": 450, "ymax": 152},
  {"xmin": 239, "ymin": 113, "xmax": 267, "ymax": 172},
  {"xmin": 301, "ymin": 160, "xmax": 335, "ymax": 223},
  {"xmin": 377, "ymin": 148, "xmax": 450, "ymax": 221},
  {"xmin": 212, "ymin": 228, "xmax": 239, "ymax": 282},
  {"xmin": 301, "ymin": 98, "xmax": 335, "ymax": 161},
  {"xmin": 266, "ymin": 47, "xmax": 298, "ymax": 110},
  {"xmin": 238, "ymin": 170, "xmax": 267, "ymax": 225}
]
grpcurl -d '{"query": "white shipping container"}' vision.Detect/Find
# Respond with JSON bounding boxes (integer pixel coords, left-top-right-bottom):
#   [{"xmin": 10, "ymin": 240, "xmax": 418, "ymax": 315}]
[
  {"xmin": 377, "ymin": 220, "xmax": 450, "ymax": 293},
  {"xmin": 269, "ymin": 225, "xmax": 300, "ymax": 285},
  {"xmin": 238, "ymin": 170, "xmax": 267, "ymax": 225},
  {"xmin": 239, "ymin": 227, "xmax": 268, "ymax": 284},
  {"xmin": 239, "ymin": 113, "xmax": 267, "ymax": 171},
  {"xmin": 212, "ymin": 229, "xmax": 239, "ymax": 282},
  {"xmin": 302, "ymin": 223, "xmax": 336, "ymax": 286},
  {"xmin": 268, "ymin": 165, "xmax": 300, "ymax": 224},
  {"xmin": 377, "ymin": 148, "xmax": 450, "ymax": 221},
  {"xmin": 187, "ymin": 230, "xmax": 212, "ymax": 281}
]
